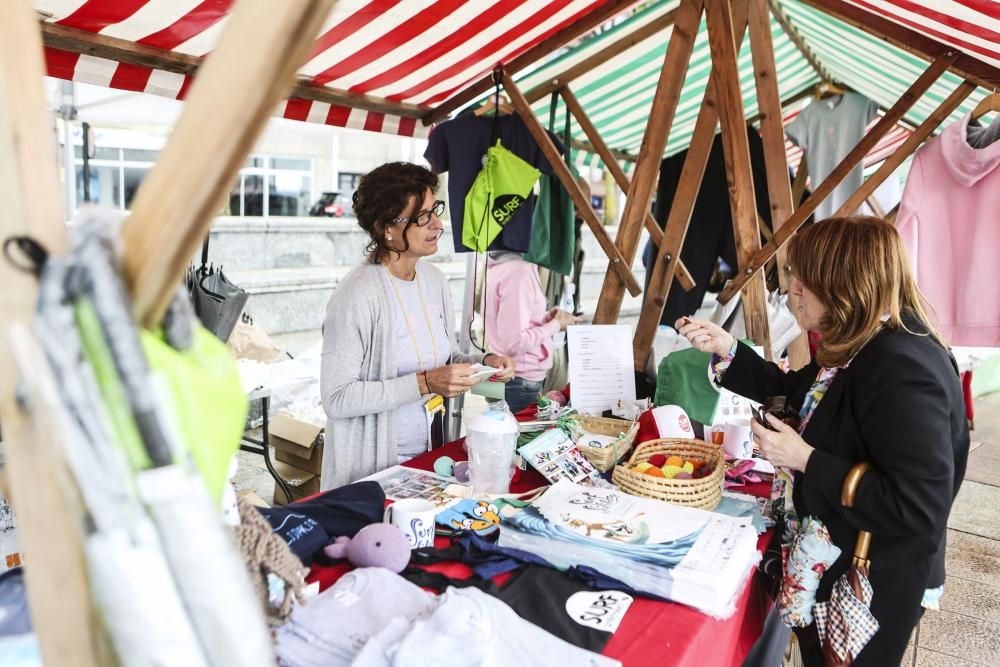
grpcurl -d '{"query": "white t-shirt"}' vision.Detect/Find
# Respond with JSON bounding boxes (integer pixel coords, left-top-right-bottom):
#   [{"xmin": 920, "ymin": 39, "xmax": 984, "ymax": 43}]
[{"xmin": 386, "ymin": 265, "xmax": 451, "ymax": 462}]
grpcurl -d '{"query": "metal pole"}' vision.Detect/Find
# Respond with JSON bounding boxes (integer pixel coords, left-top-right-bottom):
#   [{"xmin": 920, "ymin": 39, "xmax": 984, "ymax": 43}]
[
  {"xmin": 81, "ymin": 121, "xmax": 91, "ymax": 203},
  {"xmin": 59, "ymin": 80, "xmax": 77, "ymax": 216}
]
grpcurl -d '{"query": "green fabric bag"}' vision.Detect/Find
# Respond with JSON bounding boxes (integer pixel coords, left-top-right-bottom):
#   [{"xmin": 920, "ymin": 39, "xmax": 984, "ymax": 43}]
[
  {"xmin": 525, "ymin": 93, "xmax": 576, "ymax": 275},
  {"xmin": 462, "ymin": 139, "xmax": 541, "ymax": 252}
]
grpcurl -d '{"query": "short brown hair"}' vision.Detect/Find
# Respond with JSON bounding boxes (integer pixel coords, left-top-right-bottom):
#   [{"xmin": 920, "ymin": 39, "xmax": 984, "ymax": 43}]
[
  {"xmin": 787, "ymin": 216, "xmax": 943, "ymax": 368},
  {"xmin": 352, "ymin": 162, "xmax": 439, "ymax": 264}
]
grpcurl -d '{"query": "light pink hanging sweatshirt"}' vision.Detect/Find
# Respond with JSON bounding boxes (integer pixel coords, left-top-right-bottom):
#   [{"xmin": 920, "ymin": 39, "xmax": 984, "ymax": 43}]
[
  {"xmin": 483, "ymin": 255, "xmax": 560, "ymax": 382},
  {"xmin": 897, "ymin": 113, "xmax": 1000, "ymax": 347}
]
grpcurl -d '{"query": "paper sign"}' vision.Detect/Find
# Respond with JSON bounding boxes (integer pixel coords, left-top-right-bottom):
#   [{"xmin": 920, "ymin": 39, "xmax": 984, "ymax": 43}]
[{"xmin": 568, "ymin": 325, "xmax": 636, "ymax": 414}]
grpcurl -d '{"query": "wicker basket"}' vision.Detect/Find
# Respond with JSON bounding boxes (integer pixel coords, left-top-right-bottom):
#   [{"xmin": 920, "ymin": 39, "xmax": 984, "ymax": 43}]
[
  {"xmin": 572, "ymin": 415, "xmax": 639, "ymax": 473},
  {"xmin": 611, "ymin": 438, "xmax": 724, "ymax": 510}
]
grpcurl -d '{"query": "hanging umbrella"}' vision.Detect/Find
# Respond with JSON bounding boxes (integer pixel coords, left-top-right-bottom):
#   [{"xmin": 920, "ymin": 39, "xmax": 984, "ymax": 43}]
[{"xmin": 814, "ymin": 463, "xmax": 880, "ymax": 666}]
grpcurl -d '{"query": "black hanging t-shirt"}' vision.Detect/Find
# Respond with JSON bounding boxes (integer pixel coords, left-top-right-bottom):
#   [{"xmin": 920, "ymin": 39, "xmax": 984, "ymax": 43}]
[{"xmin": 424, "ymin": 113, "xmax": 562, "ymax": 253}]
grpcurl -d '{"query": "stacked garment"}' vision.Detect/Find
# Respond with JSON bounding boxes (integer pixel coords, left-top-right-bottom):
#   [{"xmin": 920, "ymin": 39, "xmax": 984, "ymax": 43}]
[
  {"xmin": 897, "ymin": 113, "xmax": 1000, "ymax": 346},
  {"xmin": 276, "ymin": 567, "xmax": 618, "ymax": 667},
  {"xmin": 499, "ymin": 480, "xmax": 760, "ymax": 618}
]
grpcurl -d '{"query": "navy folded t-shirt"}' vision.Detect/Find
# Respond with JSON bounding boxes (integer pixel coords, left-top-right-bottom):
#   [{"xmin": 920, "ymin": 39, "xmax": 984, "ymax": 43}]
[{"xmin": 424, "ymin": 113, "xmax": 562, "ymax": 253}]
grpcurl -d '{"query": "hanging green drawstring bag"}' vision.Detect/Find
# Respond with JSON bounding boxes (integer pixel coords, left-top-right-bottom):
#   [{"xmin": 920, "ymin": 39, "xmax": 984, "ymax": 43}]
[{"xmin": 462, "ymin": 139, "xmax": 541, "ymax": 252}]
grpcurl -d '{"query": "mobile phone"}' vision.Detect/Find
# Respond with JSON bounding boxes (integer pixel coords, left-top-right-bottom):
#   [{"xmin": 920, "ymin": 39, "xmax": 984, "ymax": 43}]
[{"xmin": 752, "ymin": 406, "xmax": 779, "ymax": 432}]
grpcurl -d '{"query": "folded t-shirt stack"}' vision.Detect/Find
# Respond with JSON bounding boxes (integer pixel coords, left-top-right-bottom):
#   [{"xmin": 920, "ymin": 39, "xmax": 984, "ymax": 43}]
[
  {"xmin": 275, "ymin": 567, "xmax": 618, "ymax": 667},
  {"xmin": 498, "ymin": 480, "xmax": 760, "ymax": 618}
]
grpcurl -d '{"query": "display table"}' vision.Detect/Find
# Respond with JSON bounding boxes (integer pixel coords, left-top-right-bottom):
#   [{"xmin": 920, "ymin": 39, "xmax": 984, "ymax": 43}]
[{"xmin": 305, "ymin": 437, "xmax": 773, "ymax": 667}]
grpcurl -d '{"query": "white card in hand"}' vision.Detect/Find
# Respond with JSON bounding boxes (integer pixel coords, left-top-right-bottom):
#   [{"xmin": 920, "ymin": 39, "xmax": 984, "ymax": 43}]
[{"xmin": 470, "ymin": 363, "xmax": 501, "ymax": 378}]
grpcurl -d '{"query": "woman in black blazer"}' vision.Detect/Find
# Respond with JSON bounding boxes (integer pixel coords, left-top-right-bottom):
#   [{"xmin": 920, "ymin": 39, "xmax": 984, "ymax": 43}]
[{"xmin": 679, "ymin": 217, "xmax": 969, "ymax": 666}]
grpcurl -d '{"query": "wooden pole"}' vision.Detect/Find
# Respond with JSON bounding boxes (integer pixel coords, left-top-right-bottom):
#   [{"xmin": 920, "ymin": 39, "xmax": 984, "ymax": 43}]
[
  {"xmin": 832, "ymin": 81, "xmax": 976, "ymax": 218},
  {"xmin": 790, "ymin": 151, "xmax": 809, "ymax": 204},
  {"xmin": 0, "ymin": 2, "xmax": 108, "ymax": 665},
  {"xmin": 423, "ymin": 0, "xmax": 640, "ymax": 126},
  {"xmin": 123, "ymin": 0, "xmax": 338, "ymax": 328},
  {"xmin": 750, "ymin": 0, "xmax": 809, "ymax": 368},
  {"xmin": 704, "ymin": 0, "xmax": 773, "ymax": 357},
  {"xmin": 631, "ymin": 90, "xmax": 719, "ymax": 369},
  {"xmin": 501, "ymin": 70, "xmax": 642, "ymax": 296},
  {"xmin": 718, "ymin": 52, "xmax": 958, "ymax": 304},
  {"xmin": 593, "ymin": 0, "xmax": 704, "ymax": 324},
  {"xmin": 558, "ymin": 86, "xmax": 696, "ymax": 292},
  {"xmin": 631, "ymin": 0, "xmax": 753, "ymax": 370}
]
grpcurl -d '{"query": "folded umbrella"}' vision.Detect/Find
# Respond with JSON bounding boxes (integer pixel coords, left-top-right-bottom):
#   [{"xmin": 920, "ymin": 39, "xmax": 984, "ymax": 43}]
[{"xmin": 814, "ymin": 463, "xmax": 880, "ymax": 666}]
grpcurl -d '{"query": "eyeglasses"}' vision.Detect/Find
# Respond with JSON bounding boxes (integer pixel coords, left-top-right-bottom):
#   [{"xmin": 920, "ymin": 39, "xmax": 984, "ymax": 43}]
[{"xmin": 389, "ymin": 200, "xmax": 446, "ymax": 227}]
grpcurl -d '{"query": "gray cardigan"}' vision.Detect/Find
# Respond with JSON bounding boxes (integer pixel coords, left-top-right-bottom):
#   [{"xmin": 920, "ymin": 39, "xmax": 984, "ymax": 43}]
[{"xmin": 319, "ymin": 261, "xmax": 483, "ymax": 489}]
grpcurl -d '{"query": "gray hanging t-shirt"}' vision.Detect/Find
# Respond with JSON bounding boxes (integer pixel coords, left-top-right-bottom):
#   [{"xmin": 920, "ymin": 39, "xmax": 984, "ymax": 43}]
[
  {"xmin": 786, "ymin": 92, "xmax": 878, "ymax": 221},
  {"xmin": 386, "ymin": 266, "xmax": 452, "ymax": 462}
]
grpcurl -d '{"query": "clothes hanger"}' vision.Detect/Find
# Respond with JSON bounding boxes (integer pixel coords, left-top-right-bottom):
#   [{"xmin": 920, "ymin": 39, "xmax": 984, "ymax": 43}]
[
  {"xmin": 971, "ymin": 92, "xmax": 1000, "ymax": 121},
  {"xmin": 474, "ymin": 95, "xmax": 513, "ymax": 116},
  {"xmin": 814, "ymin": 80, "xmax": 846, "ymax": 100}
]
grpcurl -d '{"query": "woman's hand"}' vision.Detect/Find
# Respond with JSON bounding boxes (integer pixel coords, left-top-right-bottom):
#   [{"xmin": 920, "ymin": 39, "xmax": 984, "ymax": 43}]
[
  {"xmin": 483, "ymin": 354, "xmax": 516, "ymax": 383},
  {"xmin": 675, "ymin": 317, "xmax": 735, "ymax": 357},
  {"xmin": 752, "ymin": 414, "xmax": 815, "ymax": 472},
  {"xmin": 546, "ymin": 308, "xmax": 581, "ymax": 332},
  {"xmin": 424, "ymin": 364, "xmax": 481, "ymax": 398}
]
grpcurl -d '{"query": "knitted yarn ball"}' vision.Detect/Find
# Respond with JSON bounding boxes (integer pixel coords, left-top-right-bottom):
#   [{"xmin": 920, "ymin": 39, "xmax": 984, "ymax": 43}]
[
  {"xmin": 453, "ymin": 461, "xmax": 470, "ymax": 483},
  {"xmin": 434, "ymin": 455, "xmax": 455, "ymax": 477},
  {"xmin": 324, "ymin": 523, "xmax": 411, "ymax": 573}
]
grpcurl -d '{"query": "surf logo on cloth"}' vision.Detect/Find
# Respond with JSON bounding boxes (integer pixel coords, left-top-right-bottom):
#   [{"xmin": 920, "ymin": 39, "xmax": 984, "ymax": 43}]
[
  {"xmin": 463, "ymin": 140, "xmax": 541, "ymax": 252},
  {"xmin": 565, "ymin": 591, "xmax": 633, "ymax": 633}
]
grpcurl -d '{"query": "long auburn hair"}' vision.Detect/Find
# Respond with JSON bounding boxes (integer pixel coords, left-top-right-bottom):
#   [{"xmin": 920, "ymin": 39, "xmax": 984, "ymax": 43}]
[{"xmin": 787, "ymin": 216, "xmax": 944, "ymax": 368}]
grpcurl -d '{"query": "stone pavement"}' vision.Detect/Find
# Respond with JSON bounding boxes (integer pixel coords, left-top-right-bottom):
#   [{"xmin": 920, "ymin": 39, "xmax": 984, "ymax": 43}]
[{"xmin": 902, "ymin": 392, "xmax": 1000, "ymax": 666}]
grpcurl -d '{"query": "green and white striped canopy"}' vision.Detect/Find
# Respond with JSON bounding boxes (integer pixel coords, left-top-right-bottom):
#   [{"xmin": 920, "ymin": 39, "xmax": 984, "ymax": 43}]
[{"xmin": 498, "ymin": 0, "xmax": 995, "ymax": 172}]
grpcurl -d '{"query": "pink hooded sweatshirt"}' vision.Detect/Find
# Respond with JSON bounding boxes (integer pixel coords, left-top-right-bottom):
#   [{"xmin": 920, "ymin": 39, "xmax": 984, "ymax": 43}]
[
  {"xmin": 483, "ymin": 255, "xmax": 560, "ymax": 382},
  {"xmin": 897, "ymin": 114, "xmax": 1000, "ymax": 347}
]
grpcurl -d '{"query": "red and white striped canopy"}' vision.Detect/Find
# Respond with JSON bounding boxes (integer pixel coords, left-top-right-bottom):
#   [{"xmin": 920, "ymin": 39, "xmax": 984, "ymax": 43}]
[
  {"xmin": 33, "ymin": 0, "xmax": 1000, "ymax": 152},
  {"xmin": 37, "ymin": 0, "xmax": 624, "ymax": 138}
]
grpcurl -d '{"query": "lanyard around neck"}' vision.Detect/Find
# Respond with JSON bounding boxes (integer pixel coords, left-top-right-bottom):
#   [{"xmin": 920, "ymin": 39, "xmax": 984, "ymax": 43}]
[{"xmin": 383, "ymin": 264, "xmax": 440, "ymax": 372}]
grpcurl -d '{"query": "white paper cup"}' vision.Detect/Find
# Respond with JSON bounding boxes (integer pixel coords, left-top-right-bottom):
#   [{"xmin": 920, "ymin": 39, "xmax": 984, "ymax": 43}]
[
  {"xmin": 383, "ymin": 498, "xmax": 437, "ymax": 549},
  {"xmin": 722, "ymin": 421, "xmax": 754, "ymax": 460},
  {"xmin": 651, "ymin": 405, "xmax": 695, "ymax": 439}
]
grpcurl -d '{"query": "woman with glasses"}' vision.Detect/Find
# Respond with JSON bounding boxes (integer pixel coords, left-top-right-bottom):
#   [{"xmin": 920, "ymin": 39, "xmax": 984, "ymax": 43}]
[{"xmin": 320, "ymin": 162, "xmax": 515, "ymax": 490}]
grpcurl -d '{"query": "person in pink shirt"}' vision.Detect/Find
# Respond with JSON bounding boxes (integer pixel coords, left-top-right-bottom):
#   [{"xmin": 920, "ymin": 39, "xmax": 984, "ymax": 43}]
[{"xmin": 484, "ymin": 251, "xmax": 580, "ymax": 413}]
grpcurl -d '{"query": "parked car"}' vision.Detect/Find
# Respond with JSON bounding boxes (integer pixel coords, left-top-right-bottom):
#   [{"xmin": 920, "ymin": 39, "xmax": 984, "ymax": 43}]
[{"xmin": 309, "ymin": 192, "xmax": 353, "ymax": 217}]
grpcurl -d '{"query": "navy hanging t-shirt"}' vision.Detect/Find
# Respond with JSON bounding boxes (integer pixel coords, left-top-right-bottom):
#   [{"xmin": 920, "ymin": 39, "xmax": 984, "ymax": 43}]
[{"xmin": 424, "ymin": 113, "xmax": 562, "ymax": 253}]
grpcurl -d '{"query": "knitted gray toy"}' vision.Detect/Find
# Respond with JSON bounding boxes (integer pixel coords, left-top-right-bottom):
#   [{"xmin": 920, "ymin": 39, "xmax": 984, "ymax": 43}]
[{"xmin": 324, "ymin": 523, "xmax": 411, "ymax": 573}]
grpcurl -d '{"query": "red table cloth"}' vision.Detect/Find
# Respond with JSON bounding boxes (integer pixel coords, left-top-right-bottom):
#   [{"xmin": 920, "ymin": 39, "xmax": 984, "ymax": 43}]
[{"xmin": 305, "ymin": 430, "xmax": 772, "ymax": 666}]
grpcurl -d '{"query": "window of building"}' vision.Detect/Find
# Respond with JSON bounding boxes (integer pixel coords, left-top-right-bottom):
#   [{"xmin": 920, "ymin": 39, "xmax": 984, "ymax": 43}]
[
  {"xmin": 227, "ymin": 155, "xmax": 314, "ymax": 217},
  {"xmin": 338, "ymin": 172, "xmax": 362, "ymax": 196},
  {"xmin": 74, "ymin": 146, "xmax": 155, "ymax": 210}
]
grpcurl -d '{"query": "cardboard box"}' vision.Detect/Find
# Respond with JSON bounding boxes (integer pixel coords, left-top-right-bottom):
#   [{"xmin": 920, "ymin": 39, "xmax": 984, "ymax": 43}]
[
  {"xmin": 272, "ymin": 459, "xmax": 320, "ymax": 506},
  {"xmin": 270, "ymin": 414, "xmax": 324, "ymax": 476}
]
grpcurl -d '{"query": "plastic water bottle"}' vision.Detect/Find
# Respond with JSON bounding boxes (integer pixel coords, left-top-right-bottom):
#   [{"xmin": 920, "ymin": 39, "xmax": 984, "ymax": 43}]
[
  {"xmin": 560, "ymin": 282, "xmax": 576, "ymax": 314},
  {"xmin": 465, "ymin": 405, "xmax": 519, "ymax": 495}
]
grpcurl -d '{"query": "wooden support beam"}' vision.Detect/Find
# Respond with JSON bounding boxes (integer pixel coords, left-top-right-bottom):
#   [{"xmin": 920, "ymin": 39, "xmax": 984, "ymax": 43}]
[
  {"xmin": 768, "ymin": 0, "xmax": 832, "ymax": 83},
  {"xmin": 123, "ymin": 0, "xmax": 338, "ymax": 328},
  {"xmin": 423, "ymin": 0, "xmax": 639, "ymax": 126},
  {"xmin": 886, "ymin": 202, "xmax": 900, "ymax": 225},
  {"xmin": 0, "ymin": 3, "xmax": 107, "ymax": 665},
  {"xmin": 593, "ymin": 0, "xmax": 704, "ymax": 324},
  {"xmin": 632, "ymin": 0, "xmax": 755, "ymax": 369},
  {"xmin": 833, "ymin": 81, "xmax": 976, "ymax": 218},
  {"xmin": 751, "ymin": 0, "xmax": 809, "ymax": 368},
  {"xmin": 797, "ymin": 0, "xmax": 1000, "ymax": 90},
  {"xmin": 718, "ymin": 52, "xmax": 957, "ymax": 304},
  {"xmin": 632, "ymin": 88, "xmax": 720, "ymax": 369},
  {"xmin": 704, "ymin": 0, "xmax": 772, "ymax": 357},
  {"xmin": 746, "ymin": 85, "xmax": 814, "ymax": 126},
  {"xmin": 790, "ymin": 151, "xmax": 809, "ymax": 203},
  {"xmin": 570, "ymin": 137, "xmax": 637, "ymax": 163},
  {"xmin": 524, "ymin": 7, "xmax": 681, "ymax": 104},
  {"xmin": 559, "ymin": 86, "xmax": 695, "ymax": 292},
  {"xmin": 40, "ymin": 21, "xmax": 424, "ymax": 120},
  {"xmin": 501, "ymin": 69, "xmax": 641, "ymax": 296}
]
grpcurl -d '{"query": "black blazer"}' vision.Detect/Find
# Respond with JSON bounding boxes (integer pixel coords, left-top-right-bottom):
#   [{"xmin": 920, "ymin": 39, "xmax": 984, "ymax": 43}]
[{"xmin": 721, "ymin": 323, "xmax": 969, "ymax": 595}]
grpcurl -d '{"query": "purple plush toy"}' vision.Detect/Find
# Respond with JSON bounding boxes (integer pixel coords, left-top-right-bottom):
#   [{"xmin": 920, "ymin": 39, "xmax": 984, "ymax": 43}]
[{"xmin": 323, "ymin": 523, "xmax": 411, "ymax": 573}]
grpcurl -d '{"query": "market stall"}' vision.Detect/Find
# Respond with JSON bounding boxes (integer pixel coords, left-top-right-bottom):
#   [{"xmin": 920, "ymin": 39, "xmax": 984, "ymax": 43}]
[{"xmin": 1, "ymin": 0, "xmax": 998, "ymax": 666}]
